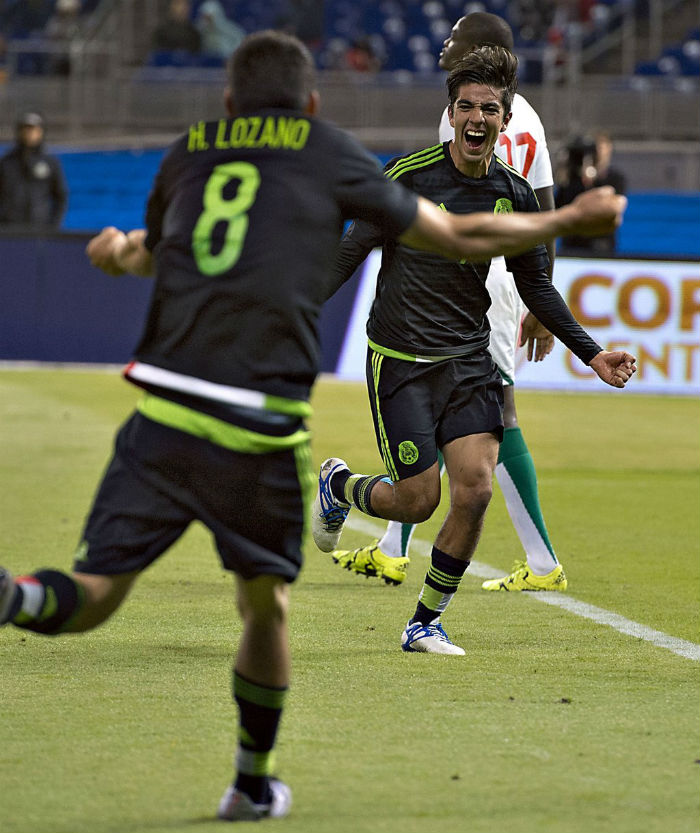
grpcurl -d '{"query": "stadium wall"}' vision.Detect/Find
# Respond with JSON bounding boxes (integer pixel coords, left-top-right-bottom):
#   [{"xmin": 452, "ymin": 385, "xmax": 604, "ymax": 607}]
[{"xmin": 0, "ymin": 234, "xmax": 697, "ymax": 395}]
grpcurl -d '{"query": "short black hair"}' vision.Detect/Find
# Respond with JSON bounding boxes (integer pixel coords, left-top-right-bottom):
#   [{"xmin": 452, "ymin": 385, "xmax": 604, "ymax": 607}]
[
  {"xmin": 454, "ymin": 12, "xmax": 514, "ymax": 52},
  {"xmin": 228, "ymin": 30, "xmax": 316, "ymax": 112},
  {"xmin": 446, "ymin": 45, "xmax": 518, "ymax": 116}
]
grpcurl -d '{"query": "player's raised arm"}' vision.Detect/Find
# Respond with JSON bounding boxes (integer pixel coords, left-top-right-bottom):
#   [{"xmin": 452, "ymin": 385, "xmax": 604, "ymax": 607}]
[
  {"xmin": 86, "ymin": 227, "xmax": 153, "ymax": 278},
  {"xmin": 400, "ymin": 187, "xmax": 626, "ymax": 263}
]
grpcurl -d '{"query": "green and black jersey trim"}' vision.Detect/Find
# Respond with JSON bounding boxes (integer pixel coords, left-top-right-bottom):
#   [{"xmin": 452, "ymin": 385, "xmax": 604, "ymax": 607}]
[
  {"xmin": 368, "ymin": 338, "xmax": 467, "ymax": 364},
  {"xmin": 494, "ymin": 157, "xmax": 541, "ymax": 208},
  {"xmin": 137, "ymin": 394, "xmax": 310, "ymax": 454},
  {"xmin": 385, "ymin": 144, "xmax": 445, "ymax": 182}
]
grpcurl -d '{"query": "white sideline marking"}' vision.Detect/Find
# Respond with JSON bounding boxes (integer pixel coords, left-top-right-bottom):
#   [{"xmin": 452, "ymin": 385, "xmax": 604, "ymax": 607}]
[{"xmin": 344, "ymin": 516, "xmax": 700, "ymax": 662}]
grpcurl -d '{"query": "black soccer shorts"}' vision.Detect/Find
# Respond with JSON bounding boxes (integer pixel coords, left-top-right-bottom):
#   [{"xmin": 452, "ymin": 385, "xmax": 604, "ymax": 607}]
[
  {"xmin": 73, "ymin": 412, "xmax": 313, "ymax": 582},
  {"xmin": 365, "ymin": 347, "xmax": 504, "ymax": 481}
]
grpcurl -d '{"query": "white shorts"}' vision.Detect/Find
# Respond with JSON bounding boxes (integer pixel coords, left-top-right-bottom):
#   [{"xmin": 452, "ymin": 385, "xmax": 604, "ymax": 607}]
[{"xmin": 485, "ymin": 256, "xmax": 525, "ymax": 386}]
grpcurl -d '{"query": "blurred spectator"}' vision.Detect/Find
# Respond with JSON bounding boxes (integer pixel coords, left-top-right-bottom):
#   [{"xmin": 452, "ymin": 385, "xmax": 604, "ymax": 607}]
[
  {"xmin": 196, "ymin": 0, "xmax": 244, "ymax": 60},
  {"xmin": 344, "ymin": 37, "xmax": 381, "ymax": 73},
  {"xmin": 591, "ymin": 131, "xmax": 626, "ymax": 195},
  {"xmin": 511, "ymin": 0, "xmax": 556, "ymax": 42},
  {"xmin": 44, "ymin": 0, "xmax": 84, "ymax": 75},
  {"xmin": 0, "ymin": 112, "xmax": 68, "ymax": 229},
  {"xmin": 555, "ymin": 132, "xmax": 626, "ymax": 253},
  {"xmin": 151, "ymin": 0, "xmax": 201, "ymax": 54}
]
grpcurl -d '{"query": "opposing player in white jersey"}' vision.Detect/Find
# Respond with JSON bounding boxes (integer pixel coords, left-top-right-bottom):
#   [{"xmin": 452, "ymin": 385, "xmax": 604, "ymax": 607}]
[{"xmin": 331, "ymin": 12, "xmax": 567, "ymax": 592}]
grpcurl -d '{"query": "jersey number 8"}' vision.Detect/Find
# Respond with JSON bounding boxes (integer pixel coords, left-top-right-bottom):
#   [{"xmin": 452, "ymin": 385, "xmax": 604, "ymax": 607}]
[{"xmin": 192, "ymin": 161, "xmax": 261, "ymax": 276}]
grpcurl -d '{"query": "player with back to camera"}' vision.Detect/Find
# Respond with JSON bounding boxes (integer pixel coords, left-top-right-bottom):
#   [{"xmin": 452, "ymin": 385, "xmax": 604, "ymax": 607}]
[
  {"xmin": 330, "ymin": 12, "xmax": 572, "ymax": 594},
  {"xmin": 0, "ymin": 30, "xmax": 630, "ymax": 822},
  {"xmin": 313, "ymin": 45, "xmax": 636, "ymax": 655}
]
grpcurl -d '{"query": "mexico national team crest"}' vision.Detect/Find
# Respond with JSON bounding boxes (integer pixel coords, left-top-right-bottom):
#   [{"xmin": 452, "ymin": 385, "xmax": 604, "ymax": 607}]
[
  {"xmin": 398, "ymin": 440, "xmax": 419, "ymax": 465},
  {"xmin": 494, "ymin": 198, "xmax": 513, "ymax": 214}
]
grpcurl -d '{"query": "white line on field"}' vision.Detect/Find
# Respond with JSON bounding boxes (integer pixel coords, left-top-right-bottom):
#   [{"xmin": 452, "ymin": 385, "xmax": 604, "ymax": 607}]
[{"xmin": 344, "ymin": 516, "xmax": 700, "ymax": 662}]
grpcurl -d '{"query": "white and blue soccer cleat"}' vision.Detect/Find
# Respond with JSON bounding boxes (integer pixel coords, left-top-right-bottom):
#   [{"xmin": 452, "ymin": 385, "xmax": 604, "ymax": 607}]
[
  {"xmin": 312, "ymin": 457, "xmax": 351, "ymax": 552},
  {"xmin": 401, "ymin": 619, "xmax": 465, "ymax": 655}
]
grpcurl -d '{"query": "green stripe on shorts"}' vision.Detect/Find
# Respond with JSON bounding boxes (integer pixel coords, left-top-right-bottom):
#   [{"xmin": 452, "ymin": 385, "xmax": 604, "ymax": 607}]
[
  {"xmin": 137, "ymin": 394, "xmax": 310, "ymax": 454},
  {"xmin": 370, "ymin": 350, "xmax": 398, "ymax": 481}
]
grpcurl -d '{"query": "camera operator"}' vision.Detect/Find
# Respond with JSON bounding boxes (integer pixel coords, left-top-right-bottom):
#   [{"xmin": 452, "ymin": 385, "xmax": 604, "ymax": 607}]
[{"xmin": 555, "ymin": 132, "xmax": 626, "ymax": 254}]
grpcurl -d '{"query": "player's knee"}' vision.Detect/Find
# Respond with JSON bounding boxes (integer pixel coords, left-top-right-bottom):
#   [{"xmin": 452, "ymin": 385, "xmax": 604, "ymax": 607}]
[
  {"xmin": 451, "ymin": 477, "xmax": 493, "ymax": 519},
  {"xmin": 238, "ymin": 576, "xmax": 289, "ymax": 624},
  {"xmin": 399, "ymin": 490, "xmax": 439, "ymax": 523}
]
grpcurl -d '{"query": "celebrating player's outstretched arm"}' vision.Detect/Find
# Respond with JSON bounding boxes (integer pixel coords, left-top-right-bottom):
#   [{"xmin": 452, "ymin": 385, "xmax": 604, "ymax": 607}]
[
  {"xmin": 88, "ymin": 187, "xmax": 624, "ymax": 285},
  {"xmin": 401, "ymin": 186, "xmax": 626, "ymax": 262}
]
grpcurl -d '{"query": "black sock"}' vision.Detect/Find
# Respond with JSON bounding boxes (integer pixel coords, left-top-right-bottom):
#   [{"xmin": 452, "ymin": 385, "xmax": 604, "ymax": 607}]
[
  {"xmin": 329, "ymin": 468, "xmax": 351, "ymax": 503},
  {"xmin": 233, "ymin": 670, "xmax": 287, "ymax": 804},
  {"xmin": 350, "ymin": 474, "xmax": 387, "ymax": 516},
  {"xmin": 11, "ymin": 570, "xmax": 84, "ymax": 634},
  {"xmin": 411, "ymin": 547, "xmax": 469, "ymax": 625}
]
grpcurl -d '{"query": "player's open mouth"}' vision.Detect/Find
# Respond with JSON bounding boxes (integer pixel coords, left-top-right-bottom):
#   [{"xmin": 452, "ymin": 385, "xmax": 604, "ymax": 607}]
[{"xmin": 464, "ymin": 130, "xmax": 486, "ymax": 149}]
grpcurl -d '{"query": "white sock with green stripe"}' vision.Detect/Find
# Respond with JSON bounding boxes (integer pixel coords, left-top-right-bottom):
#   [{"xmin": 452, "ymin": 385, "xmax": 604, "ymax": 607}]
[
  {"xmin": 411, "ymin": 546, "xmax": 469, "ymax": 625},
  {"xmin": 495, "ymin": 427, "xmax": 558, "ymax": 576}
]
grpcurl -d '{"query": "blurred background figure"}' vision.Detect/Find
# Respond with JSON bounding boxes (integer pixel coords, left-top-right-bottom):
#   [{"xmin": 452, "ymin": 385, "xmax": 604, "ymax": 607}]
[
  {"xmin": 151, "ymin": 0, "xmax": 201, "ymax": 54},
  {"xmin": 196, "ymin": 0, "xmax": 245, "ymax": 60},
  {"xmin": 555, "ymin": 131, "xmax": 627, "ymax": 253},
  {"xmin": 0, "ymin": 111, "xmax": 68, "ymax": 229},
  {"xmin": 591, "ymin": 130, "xmax": 626, "ymax": 195},
  {"xmin": 44, "ymin": 0, "xmax": 84, "ymax": 75},
  {"xmin": 344, "ymin": 36, "xmax": 381, "ymax": 73}
]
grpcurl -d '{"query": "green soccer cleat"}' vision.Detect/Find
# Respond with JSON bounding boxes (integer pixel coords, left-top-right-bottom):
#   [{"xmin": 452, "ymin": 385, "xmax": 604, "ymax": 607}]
[
  {"xmin": 331, "ymin": 540, "xmax": 410, "ymax": 586},
  {"xmin": 481, "ymin": 560, "xmax": 568, "ymax": 592}
]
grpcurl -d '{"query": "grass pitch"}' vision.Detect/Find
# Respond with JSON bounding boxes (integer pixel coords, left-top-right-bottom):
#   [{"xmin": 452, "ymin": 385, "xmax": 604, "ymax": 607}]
[{"xmin": 0, "ymin": 368, "xmax": 698, "ymax": 833}]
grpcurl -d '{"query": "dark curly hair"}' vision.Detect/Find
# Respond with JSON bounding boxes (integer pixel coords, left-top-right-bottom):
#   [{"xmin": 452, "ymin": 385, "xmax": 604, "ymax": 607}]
[{"xmin": 446, "ymin": 45, "xmax": 518, "ymax": 116}]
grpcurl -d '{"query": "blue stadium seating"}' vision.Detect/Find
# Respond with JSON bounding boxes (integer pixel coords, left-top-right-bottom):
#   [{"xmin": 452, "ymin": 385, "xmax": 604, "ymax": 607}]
[{"xmin": 636, "ymin": 26, "xmax": 700, "ymax": 78}]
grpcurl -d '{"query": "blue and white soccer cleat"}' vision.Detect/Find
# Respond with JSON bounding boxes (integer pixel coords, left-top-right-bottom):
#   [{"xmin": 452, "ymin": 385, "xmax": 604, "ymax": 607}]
[
  {"xmin": 401, "ymin": 619, "xmax": 465, "ymax": 655},
  {"xmin": 311, "ymin": 457, "xmax": 351, "ymax": 552},
  {"xmin": 217, "ymin": 778, "xmax": 292, "ymax": 821}
]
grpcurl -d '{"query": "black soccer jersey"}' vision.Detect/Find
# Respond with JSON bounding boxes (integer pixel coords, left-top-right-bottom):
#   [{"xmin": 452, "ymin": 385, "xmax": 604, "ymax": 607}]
[
  {"xmin": 128, "ymin": 108, "xmax": 418, "ymax": 421},
  {"xmin": 335, "ymin": 142, "xmax": 601, "ymax": 364}
]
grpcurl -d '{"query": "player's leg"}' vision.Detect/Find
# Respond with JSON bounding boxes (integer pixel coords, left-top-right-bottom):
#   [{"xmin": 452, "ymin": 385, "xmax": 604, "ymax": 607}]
[
  {"xmin": 219, "ymin": 574, "xmax": 292, "ymax": 821},
  {"xmin": 401, "ymin": 357, "xmax": 503, "ymax": 655},
  {"xmin": 212, "ymin": 439, "xmax": 309, "ymax": 822},
  {"xmin": 402, "ymin": 432, "xmax": 499, "ymax": 656},
  {"xmin": 0, "ymin": 412, "xmax": 192, "ymax": 635},
  {"xmin": 482, "ymin": 262, "xmax": 567, "ymax": 592},
  {"xmin": 376, "ymin": 449, "xmax": 446, "ymax": 556},
  {"xmin": 313, "ymin": 351, "xmax": 442, "ymax": 562},
  {"xmin": 330, "ymin": 448, "xmax": 447, "ymax": 584},
  {"xmin": 0, "ymin": 568, "xmax": 137, "ymax": 633}
]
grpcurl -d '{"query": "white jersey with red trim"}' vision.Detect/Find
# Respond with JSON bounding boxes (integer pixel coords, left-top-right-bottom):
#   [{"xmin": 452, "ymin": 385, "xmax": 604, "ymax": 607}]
[{"xmin": 438, "ymin": 92, "xmax": 553, "ymax": 383}]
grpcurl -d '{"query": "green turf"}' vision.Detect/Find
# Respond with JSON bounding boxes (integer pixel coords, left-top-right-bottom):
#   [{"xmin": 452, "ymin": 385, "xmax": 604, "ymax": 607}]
[{"xmin": 1, "ymin": 369, "xmax": 698, "ymax": 833}]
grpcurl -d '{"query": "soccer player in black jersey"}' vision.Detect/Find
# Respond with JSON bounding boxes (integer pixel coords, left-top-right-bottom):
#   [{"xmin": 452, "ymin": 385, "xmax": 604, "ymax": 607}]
[
  {"xmin": 0, "ymin": 31, "xmax": 632, "ymax": 822},
  {"xmin": 312, "ymin": 46, "xmax": 635, "ymax": 656}
]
